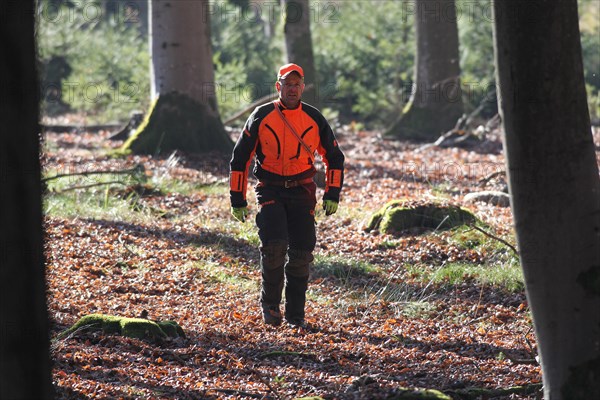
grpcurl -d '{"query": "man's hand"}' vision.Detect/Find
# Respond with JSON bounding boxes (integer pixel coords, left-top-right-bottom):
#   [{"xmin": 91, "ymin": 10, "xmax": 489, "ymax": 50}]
[
  {"xmin": 231, "ymin": 206, "xmax": 248, "ymax": 222},
  {"xmin": 323, "ymin": 200, "xmax": 338, "ymax": 216}
]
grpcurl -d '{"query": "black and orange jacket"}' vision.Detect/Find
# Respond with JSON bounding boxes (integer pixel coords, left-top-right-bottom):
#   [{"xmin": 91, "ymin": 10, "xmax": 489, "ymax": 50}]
[{"xmin": 230, "ymin": 100, "xmax": 345, "ymax": 208}]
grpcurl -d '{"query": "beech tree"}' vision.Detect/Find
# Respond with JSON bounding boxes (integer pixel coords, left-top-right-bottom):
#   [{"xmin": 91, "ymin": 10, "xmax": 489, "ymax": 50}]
[
  {"xmin": 386, "ymin": 0, "xmax": 464, "ymax": 140},
  {"xmin": 123, "ymin": 0, "xmax": 232, "ymax": 154},
  {"xmin": 282, "ymin": 0, "xmax": 319, "ymax": 107},
  {"xmin": 493, "ymin": 0, "xmax": 600, "ymax": 398},
  {"xmin": 0, "ymin": 1, "xmax": 53, "ymax": 398}
]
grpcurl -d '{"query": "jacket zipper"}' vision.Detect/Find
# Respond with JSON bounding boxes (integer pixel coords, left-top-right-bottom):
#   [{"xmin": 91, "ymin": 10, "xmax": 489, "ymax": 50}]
[{"xmin": 281, "ymin": 109, "xmax": 286, "ymax": 176}]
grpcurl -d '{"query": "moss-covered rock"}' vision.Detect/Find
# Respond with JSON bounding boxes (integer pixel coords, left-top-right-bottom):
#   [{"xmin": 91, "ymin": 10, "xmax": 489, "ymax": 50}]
[
  {"xmin": 156, "ymin": 320, "xmax": 186, "ymax": 338},
  {"xmin": 365, "ymin": 200, "xmax": 477, "ymax": 234},
  {"xmin": 58, "ymin": 313, "xmax": 185, "ymax": 341}
]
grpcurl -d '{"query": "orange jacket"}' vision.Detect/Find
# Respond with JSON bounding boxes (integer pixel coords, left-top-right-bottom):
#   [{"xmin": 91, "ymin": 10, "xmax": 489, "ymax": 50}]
[{"xmin": 230, "ymin": 100, "xmax": 345, "ymax": 207}]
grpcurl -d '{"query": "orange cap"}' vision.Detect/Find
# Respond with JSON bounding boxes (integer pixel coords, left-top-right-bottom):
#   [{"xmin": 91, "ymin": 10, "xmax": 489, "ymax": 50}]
[{"xmin": 277, "ymin": 63, "xmax": 304, "ymax": 79}]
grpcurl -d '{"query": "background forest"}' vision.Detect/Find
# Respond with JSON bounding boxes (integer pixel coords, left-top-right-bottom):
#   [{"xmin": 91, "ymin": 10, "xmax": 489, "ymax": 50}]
[
  {"xmin": 37, "ymin": 0, "xmax": 600, "ymax": 128},
  {"xmin": 11, "ymin": 0, "xmax": 596, "ymax": 398}
]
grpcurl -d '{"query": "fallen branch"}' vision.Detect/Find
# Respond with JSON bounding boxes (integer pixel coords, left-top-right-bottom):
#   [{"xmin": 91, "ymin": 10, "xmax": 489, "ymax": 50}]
[
  {"xmin": 210, "ymin": 388, "xmax": 268, "ymax": 399},
  {"xmin": 467, "ymin": 223, "xmax": 519, "ymax": 256},
  {"xmin": 522, "ymin": 326, "xmax": 538, "ymax": 361},
  {"xmin": 478, "ymin": 170, "xmax": 505, "ymax": 187},
  {"xmin": 259, "ymin": 350, "xmax": 318, "ymax": 360},
  {"xmin": 471, "ymin": 283, "xmax": 486, "ymax": 320},
  {"xmin": 41, "ymin": 123, "xmax": 122, "ymax": 133},
  {"xmin": 52, "ymin": 180, "xmax": 127, "ymax": 194},
  {"xmin": 446, "ymin": 383, "xmax": 543, "ymax": 399},
  {"xmin": 503, "ymin": 352, "xmax": 538, "ymax": 365},
  {"xmin": 118, "ymin": 233, "xmax": 141, "ymax": 257},
  {"xmin": 42, "ymin": 164, "xmax": 145, "ymax": 183}
]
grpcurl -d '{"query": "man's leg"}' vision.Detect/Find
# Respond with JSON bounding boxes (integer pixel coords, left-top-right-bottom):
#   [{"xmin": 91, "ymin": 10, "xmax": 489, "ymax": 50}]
[
  {"xmin": 285, "ymin": 193, "xmax": 317, "ymax": 324},
  {"xmin": 259, "ymin": 239, "xmax": 288, "ymax": 325},
  {"xmin": 285, "ymin": 248, "xmax": 313, "ymax": 323},
  {"xmin": 256, "ymin": 188, "xmax": 288, "ymax": 325}
]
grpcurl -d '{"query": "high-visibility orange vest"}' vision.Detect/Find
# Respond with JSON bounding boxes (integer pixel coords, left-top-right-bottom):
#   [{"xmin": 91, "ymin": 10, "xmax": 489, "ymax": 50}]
[{"xmin": 230, "ymin": 100, "xmax": 345, "ymax": 207}]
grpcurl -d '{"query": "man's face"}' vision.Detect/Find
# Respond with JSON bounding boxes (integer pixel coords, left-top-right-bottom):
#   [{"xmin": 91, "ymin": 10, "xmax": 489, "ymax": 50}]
[{"xmin": 276, "ymin": 73, "xmax": 304, "ymax": 109}]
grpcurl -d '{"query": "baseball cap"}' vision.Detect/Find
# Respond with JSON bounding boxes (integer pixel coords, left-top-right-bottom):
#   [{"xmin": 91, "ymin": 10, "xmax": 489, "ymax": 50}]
[{"xmin": 277, "ymin": 63, "xmax": 304, "ymax": 80}]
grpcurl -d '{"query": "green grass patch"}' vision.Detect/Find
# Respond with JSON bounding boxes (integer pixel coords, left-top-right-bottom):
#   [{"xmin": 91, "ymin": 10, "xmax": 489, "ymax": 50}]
[
  {"xmin": 42, "ymin": 166, "xmax": 155, "ymax": 221},
  {"xmin": 310, "ymin": 256, "xmax": 441, "ymax": 320},
  {"xmin": 448, "ymin": 225, "xmax": 517, "ymax": 255},
  {"xmin": 378, "ymin": 239, "xmax": 402, "ymax": 249},
  {"xmin": 155, "ymin": 179, "xmax": 227, "ymax": 197},
  {"xmin": 197, "ymin": 261, "xmax": 258, "ymax": 292},
  {"xmin": 151, "ymin": 170, "xmax": 229, "ymax": 197},
  {"xmin": 408, "ymin": 261, "xmax": 524, "ymax": 293},
  {"xmin": 231, "ymin": 221, "xmax": 260, "ymax": 247},
  {"xmin": 44, "ymin": 186, "xmax": 153, "ymax": 222},
  {"xmin": 312, "ymin": 255, "xmax": 379, "ymax": 285}
]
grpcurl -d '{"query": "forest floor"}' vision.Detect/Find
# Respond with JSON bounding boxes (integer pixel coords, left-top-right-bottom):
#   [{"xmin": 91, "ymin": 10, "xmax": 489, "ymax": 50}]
[{"xmin": 42, "ymin": 122, "xmax": 600, "ymax": 399}]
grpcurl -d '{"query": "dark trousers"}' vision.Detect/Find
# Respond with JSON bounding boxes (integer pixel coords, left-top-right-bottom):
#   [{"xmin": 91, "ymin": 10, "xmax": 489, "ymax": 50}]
[{"xmin": 256, "ymin": 182, "xmax": 316, "ymax": 321}]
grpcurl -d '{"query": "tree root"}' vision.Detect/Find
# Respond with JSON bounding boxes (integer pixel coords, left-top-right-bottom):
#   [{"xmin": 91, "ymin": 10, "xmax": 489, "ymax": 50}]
[
  {"xmin": 445, "ymin": 383, "xmax": 543, "ymax": 399},
  {"xmin": 467, "ymin": 223, "xmax": 519, "ymax": 256}
]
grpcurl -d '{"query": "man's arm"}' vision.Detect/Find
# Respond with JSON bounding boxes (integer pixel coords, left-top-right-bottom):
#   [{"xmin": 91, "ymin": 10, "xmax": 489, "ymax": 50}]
[
  {"xmin": 229, "ymin": 113, "xmax": 259, "ymax": 208},
  {"xmin": 316, "ymin": 119, "xmax": 345, "ymax": 203}
]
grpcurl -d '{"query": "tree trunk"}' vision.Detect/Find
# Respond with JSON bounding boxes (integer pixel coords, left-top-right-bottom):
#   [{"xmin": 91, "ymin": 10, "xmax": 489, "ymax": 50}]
[
  {"xmin": 123, "ymin": 0, "xmax": 232, "ymax": 154},
  {"xmin": 386, "ymin": 0, "xmax": 464, "ymax": 140},
  {"xmin": 282, "ymin": 0, "xmax": 320, "ymax": 108},
  {"xmin": 493, "ymin": 1, "xmax": 600, "ymax": 398},
  {"xmin": 0, "ymin": 1, "xmax": 53, "ymax": 398}
]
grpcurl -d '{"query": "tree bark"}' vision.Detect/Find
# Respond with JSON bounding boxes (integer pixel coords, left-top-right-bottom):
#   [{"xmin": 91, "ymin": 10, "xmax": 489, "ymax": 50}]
[
  {"xmin": 493, "ymin": 1, "xmax": 600, "ymax": 398},
  {"xmin": 0, "ymin": 1, "xmax": 53, "ymax": 398},
  {"xmin": 386, "ymin": 0, "xmax": 464, "ymax": 140},
  {"xmin": 123, "ymin": 0, "xmax": 232, "ymax": 154},
  {"xmin": 282, "ymin": 0, "xmax": 320, "ymax": 108}
]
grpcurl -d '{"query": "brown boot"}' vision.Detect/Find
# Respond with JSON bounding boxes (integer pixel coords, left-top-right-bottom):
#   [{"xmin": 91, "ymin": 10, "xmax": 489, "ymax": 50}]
[{"xmin": 262, "ymin": 304, "xmax": 282, "ymax": 326}]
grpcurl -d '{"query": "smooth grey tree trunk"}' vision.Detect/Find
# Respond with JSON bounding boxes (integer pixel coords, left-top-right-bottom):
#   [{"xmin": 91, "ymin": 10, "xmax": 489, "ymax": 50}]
[
  {"xmin": 493, "ymin": 0, "xmax": 600, "ymax": 398},
  {"xmin": 124, "ymin": 0, "xmax": 232, "ymax": 154},
  {"xmin": 0, "ymin": 1, "xmax": 53, "ymax": 398},
  {"xmin": 282, "ymin": 0, "xmax": 320, "ymax": 108},
  {"xmin": 386, "ymin": 0, "xmax": 464, "ymax": 140},
  {"xmin": 150, "ymin": 0, "xmax": 217, "ymax": 107}
]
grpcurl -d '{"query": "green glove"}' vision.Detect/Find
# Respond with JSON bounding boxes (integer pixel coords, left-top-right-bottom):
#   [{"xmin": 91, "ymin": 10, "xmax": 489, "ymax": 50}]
[
  {"xmin": 323, "ymin": 200, "xmax": 338, "ymax": 216},
  {"xmin": 231, "ymin": 206, "xmax": 248, "ymax": 222}
]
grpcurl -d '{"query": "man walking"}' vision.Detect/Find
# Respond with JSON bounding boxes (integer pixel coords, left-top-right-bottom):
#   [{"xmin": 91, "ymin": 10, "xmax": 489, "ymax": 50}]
[{"xmin": 229, "ymin": 63, "xmax": 345, "ymax": 327}]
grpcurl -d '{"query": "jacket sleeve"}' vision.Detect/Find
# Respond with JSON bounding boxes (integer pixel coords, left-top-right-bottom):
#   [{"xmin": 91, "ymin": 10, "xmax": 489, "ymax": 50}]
[
  {"xmin": 316, "ymin": 117, "xmax": 345, "ymax": 202},
  {"xmin": 229, "ymin": 110, "xmax": 259, "ymax": 208}
]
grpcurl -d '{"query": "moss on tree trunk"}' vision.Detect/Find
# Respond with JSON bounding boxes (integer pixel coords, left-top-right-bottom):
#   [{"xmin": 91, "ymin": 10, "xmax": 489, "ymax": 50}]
[
  {"xmin": 121, "ymin": 92, "xmax": 233, "ymax": 155},
  {"xmin": 385, "ymin": 99, "xmax": 464, "ymax": 140}
]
